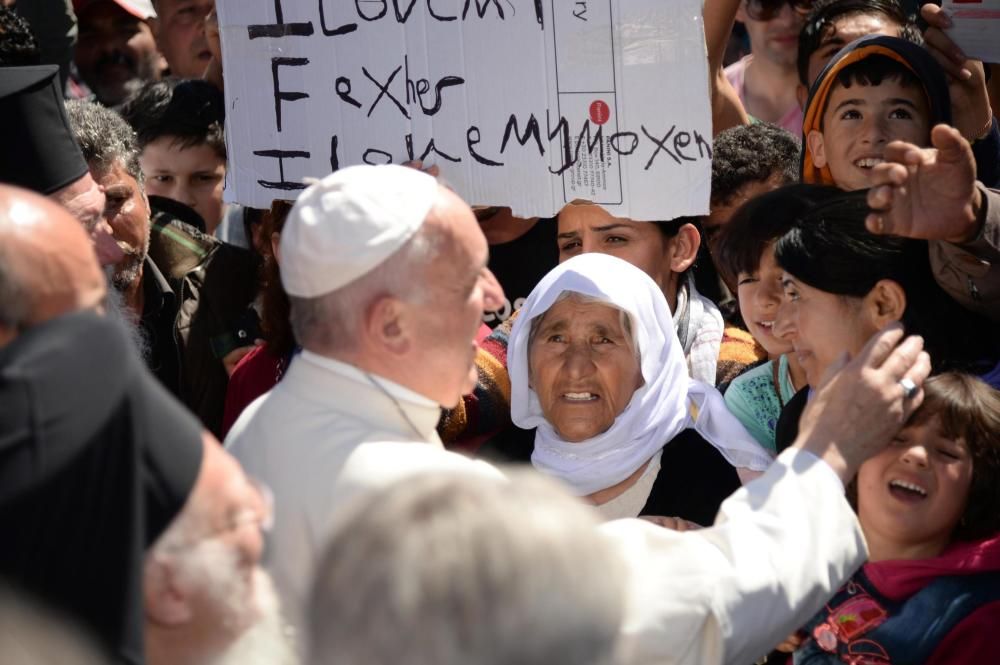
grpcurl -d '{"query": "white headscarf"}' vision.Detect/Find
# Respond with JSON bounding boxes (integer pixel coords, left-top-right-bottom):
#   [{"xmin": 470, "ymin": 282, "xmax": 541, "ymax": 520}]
[{"xmin": 509, "ymin": 254, "xmax": 772, "ymax": 496}]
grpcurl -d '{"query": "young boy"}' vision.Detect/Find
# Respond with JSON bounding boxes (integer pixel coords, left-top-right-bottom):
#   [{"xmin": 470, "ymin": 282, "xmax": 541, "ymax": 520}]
[
  {"xmin": 119, "ymin": 78, "xmax": 227, "ymax": 234},
  {"xmin": 801, "ymin": 34, "xmax": 950, "ymax": 191}
]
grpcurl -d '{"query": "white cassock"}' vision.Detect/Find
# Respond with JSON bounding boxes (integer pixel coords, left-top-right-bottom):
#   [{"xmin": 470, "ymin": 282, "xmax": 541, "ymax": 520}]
[
  {"xmin": 228, "ymin": 351, "xmax": 865, "ymax": 665},
  {"xmin": 225, "ymin": 350, "xmax": 502, "ymax": 627}
]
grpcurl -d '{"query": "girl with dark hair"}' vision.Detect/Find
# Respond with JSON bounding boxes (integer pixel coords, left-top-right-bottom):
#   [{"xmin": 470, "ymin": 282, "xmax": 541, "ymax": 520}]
[
  {"xmin": 221, "ymin": 200, "xmax": 297, "ymax": 437},
  {"xmin": 781, "ymin": 373, "xmax": 1000, "ymax": 664},
  {"xmin": 770, "ymin": 185, "xmax": 997, "ymax": 450}
]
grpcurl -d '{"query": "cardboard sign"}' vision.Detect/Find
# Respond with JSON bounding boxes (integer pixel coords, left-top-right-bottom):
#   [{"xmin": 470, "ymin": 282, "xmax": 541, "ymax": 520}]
[
  {"xmin": 943, "ymin": 0, "xmax": 1000, "ymax": 64},
  {"xmin": 216, "ymin": 0, "xmax": 712, "ymax": 220}
]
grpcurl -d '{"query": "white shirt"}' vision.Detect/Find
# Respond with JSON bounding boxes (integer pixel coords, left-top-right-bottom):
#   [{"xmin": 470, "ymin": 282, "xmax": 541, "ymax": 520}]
[{"xmin": 225, "ymin": 351, "xmax": 500, "ymax": 626}]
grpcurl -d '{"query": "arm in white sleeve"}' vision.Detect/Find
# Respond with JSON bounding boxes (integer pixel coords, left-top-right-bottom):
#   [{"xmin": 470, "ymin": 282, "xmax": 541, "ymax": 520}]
[{"xmin": 602, "ymin": 447, "xmax": 866, "ymax": 665}]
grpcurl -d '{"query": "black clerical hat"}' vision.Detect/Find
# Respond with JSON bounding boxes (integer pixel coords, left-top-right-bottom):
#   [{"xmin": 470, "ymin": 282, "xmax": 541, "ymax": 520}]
[{"xmin": 0, "ymin": 65, "xmax": 89, "ymax": 194}]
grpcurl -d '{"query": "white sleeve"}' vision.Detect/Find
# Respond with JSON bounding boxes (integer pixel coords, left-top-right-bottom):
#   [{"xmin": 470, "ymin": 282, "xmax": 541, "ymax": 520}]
[{"xmin": 601, "ymin": 448, "xmax": 866, "ymax": 665}]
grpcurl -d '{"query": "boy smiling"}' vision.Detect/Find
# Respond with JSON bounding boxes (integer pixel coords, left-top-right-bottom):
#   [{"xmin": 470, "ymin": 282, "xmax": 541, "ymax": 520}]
[{"xmin": 801, "ymin": 34, "xmax": 951, "ymax": 190}]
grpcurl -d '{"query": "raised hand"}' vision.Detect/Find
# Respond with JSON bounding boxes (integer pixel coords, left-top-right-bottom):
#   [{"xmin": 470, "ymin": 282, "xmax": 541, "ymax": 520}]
[{"xmin": 866, "ymin": 124, "xmax": 984, "ymax": 245}]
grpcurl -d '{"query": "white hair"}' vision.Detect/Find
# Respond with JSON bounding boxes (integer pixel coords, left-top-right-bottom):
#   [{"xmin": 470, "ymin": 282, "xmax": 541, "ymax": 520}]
[
  {"xmin": 148, "ymin": 498, "xmax": 297, "ymax": 665},
  {"xmin": 288, "ymin": 219, "xmax": 448, "ymax": 354},
  {"xmin": 307, "ymin": 471, "xmax": 625, "ymax": 665}
]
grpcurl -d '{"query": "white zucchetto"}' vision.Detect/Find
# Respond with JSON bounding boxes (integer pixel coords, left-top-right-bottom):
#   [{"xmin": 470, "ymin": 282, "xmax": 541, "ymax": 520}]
[{"xmin": 279, "ymin": 165, "xmax": 438, "ymax": 298}]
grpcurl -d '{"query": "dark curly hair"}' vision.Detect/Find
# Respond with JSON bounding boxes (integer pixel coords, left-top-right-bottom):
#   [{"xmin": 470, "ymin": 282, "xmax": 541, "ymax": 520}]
[
  {"xmin": 711, "ymin": 123, "xmax": 800, "ymax": 209},
  {"xmin": 119, "ymin": 78, "xmax": 226, "ymax": 159},
  {"xmin": 0, "ymin": 7, "xmax": 40, "ymax": 66},
  {"xmin": 65, "ymin": 100, "xmax": 144, "ymax": 184},
  {"xmin": 797, "ymin": 0, "xmax": 923, "ymax": 87}
]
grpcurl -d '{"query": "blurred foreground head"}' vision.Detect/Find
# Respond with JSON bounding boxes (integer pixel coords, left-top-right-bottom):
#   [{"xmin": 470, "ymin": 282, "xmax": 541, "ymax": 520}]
[{"xmin": 308, "ymin": 471, "xmax": 625, "ymax": 665}]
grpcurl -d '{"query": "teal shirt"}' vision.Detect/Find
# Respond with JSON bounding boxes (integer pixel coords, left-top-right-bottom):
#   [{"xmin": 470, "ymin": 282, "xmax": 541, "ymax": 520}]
[{"xmin": 724, "ymin": 355, "xmax": 796, "ymax": 453}]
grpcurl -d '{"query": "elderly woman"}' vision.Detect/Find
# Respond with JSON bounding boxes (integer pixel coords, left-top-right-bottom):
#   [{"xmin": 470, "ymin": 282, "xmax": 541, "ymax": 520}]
[{"xmin": 506, "ymin": 253, "xmax": 772, "ymax": 523}]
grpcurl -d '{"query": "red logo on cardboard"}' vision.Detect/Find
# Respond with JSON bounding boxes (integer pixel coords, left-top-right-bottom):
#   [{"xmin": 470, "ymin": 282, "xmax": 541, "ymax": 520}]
[{"xmin": 589, "ymin": 100, "xmax": 610, "ymax": 125}]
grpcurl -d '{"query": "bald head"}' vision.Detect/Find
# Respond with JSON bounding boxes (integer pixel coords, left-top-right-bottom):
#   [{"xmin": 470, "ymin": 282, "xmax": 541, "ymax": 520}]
[{"xmin": 0, "ymin": 184, "xmax": 107, "ymax": 347}]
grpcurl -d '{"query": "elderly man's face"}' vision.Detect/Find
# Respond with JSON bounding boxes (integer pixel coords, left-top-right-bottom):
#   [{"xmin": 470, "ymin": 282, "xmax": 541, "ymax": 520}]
[
  {"xmin": 93, "ymin": 162, "xmax": 151, "ymax": 289},
  {"xmin": 151, "ymin": 0, "xmax": 215, "ymax": 78},
  {"xmin": 75, "ymin": 0, "xmax": 161, "ymax": 106},
  {"xmin": 145, "ymin": 442, "xmax": 295, "ymax": 665},
  {"xmin": 528, "ymin": 296, "xmax": 643, "ymax": 442},
  {"xmin": 408, "ymin": 188, "xmax": 504, "ymax": 408}
]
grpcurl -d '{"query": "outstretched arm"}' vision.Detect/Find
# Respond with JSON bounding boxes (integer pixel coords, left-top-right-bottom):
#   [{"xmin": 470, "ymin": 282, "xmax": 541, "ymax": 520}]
[{"xmin": 605, "ymin": 327, "xmax": 931, "ymax": 665}]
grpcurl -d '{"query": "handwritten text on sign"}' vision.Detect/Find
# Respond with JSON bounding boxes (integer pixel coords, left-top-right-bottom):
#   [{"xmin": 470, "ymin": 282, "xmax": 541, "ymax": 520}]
[{"xmin": 217, "ymin": 0, "xmax": 712, "ymax": 220}]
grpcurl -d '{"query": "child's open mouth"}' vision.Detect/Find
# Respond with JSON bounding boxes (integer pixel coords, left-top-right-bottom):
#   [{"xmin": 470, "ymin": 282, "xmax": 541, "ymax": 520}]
[
  {"xmin": 854, "ymin": 157, "xmax": 885, "ymax": 170},
  {"xmin": 888, "ymin": 479, "xmax": 927, "ymax": 502}
]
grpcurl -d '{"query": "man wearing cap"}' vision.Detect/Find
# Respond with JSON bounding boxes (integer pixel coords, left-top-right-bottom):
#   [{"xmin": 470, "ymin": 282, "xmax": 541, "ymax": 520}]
[
  {"xmin": 74, "ymin": 0, "xmax": 161, "ymax": 107},
  {"xmin": 0, "ymin": 64, "xmax": 123, "ymax": 265},
  {"xmin": 226, "ymin": 164, "xmax": 506, "ymax": 624}
]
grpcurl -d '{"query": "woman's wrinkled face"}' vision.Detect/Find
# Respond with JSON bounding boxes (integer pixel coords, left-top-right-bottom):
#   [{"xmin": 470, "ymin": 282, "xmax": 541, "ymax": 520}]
[{"xmin": 528, "ymin": 296, "xmax": 644, "ymax": 442}]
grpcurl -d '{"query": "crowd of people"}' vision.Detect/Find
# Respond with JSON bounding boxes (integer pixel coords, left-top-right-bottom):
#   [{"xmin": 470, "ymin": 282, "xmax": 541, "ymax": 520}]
[{"xmin": 1, "ymin": 0, "xmax": 999, "ymax": 664}]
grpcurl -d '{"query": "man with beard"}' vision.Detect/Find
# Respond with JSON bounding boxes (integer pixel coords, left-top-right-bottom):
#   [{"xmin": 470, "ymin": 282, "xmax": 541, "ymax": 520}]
[
  {"xmin": 73, "ymin": 0, "xmax": 162, "ymax": 107},
  {"xmin": 143, "ymin": 438, "xmax": 298, "ymax": 665},
  {"xmin": 65, "ymin": 99, "xmax": 259, "ymax": 435}
]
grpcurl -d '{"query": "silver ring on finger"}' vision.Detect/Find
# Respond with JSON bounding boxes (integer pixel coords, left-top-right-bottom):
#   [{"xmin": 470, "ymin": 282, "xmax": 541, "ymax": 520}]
[{"xmin": 898, "ymin": 377, "xmax": 919, "ymax": 400}]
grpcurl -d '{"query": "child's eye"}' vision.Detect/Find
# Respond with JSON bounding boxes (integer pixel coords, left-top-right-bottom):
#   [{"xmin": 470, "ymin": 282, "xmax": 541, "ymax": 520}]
[
  {"xmin": 737, "ymin": 274, "xmax": 759, "ymax": 286},
  {"xmin": 152, "ymin": 175, "xmax": 173, "ymax": 183},
  {"xmin": 783, "ymin": 289, "xmax": 799, "ymax": 302},
  {"xmin": 889, "ymin": 108, "xmax": 913, "ymax": 120},
  {"xmin": 936, "ymin": 447, "xmax": 961, "ymax": 460},
  {"xmin": 839, "ymin": 109, "xmax": 862, "ymax": 121}
]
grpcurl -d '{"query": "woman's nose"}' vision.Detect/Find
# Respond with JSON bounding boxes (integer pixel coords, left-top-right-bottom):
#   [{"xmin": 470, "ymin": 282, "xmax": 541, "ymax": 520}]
[
  {"xmin": 773, "ymin": 301, "xmax": 796, "ymax": 341},
  {"xmin": 562, "ymin": 343, "xmax": 596, "ymax": 377}
]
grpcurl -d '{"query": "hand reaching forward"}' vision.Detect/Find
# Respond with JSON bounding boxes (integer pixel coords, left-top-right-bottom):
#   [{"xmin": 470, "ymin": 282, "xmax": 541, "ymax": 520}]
[
  {"xmin": 866, "ymin": 124, "xmax": 984, "ymax": 245},
  {"xmin": 794, "ymin": 324, "xmax": 932, "ymax": 484}
]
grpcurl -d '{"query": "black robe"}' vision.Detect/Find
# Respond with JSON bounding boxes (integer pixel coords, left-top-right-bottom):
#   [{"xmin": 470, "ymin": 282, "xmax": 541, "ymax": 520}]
[{"xmin": 0, "ymin": 312, "xmax": 204, "ymax": 664}]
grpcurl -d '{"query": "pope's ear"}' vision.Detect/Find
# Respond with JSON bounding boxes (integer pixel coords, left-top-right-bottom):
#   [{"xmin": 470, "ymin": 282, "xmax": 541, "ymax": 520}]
[
  {"xmin": 365, "ymin": 295, "xmax": 410, "ymax": 355},
  {"xmin": 143, "ymin": 555, "xmax": 193, "ymax": 626}
]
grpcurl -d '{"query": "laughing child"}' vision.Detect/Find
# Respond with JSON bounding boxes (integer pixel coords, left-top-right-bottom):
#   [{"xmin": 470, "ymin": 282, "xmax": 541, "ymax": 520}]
[{"xmin": 786, "ymin": 372, "xmax": 1000, "ymax": 664}]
